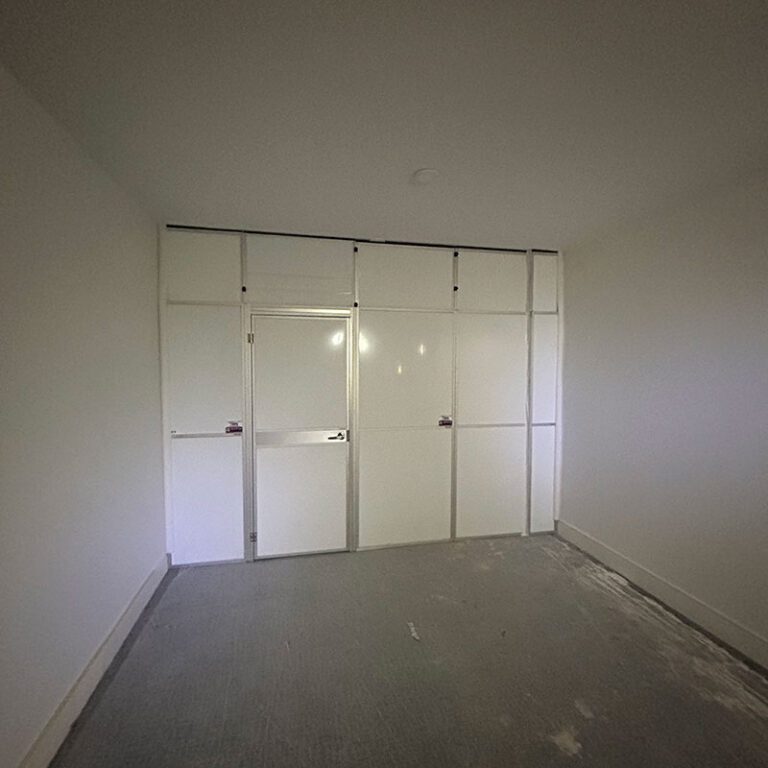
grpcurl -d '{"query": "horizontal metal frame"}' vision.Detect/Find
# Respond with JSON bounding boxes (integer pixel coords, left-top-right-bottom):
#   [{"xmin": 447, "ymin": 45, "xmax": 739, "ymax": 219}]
[
  {"xmin": 171, "ymin": 432, "xmax": 242, "ymax": 439},
  {"xmin": 249, "ymin": 306, "xmax": 351, "ymax": 317},
  {"xmin": 454, "ymin": 309, "xmax": 527, "ymax": 316},
  {"xmin": 358, "ymin": 306, "xmax": 453, "ymax": 314},
  {"xmin": 359, "ymin": 424, "xmax": 453, "ymax": 432},
  {"xmin": 166, "ymin": 223, "xmax": 547, "ymax": 255},
  {"xmin": 254, "ymin": 430, "xmax": 348, "ymax": 446},
  {"xmin": 456, "ymin": 422, "xmax": 526, "ymax": 429},
  {"xmin": 167, "ymin": 299, "xmax": 242, "ymax": 307}
]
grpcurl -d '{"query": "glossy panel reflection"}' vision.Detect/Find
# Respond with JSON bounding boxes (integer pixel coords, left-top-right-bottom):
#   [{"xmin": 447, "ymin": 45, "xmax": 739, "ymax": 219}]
[
  {"xmin": 359, "ymin": 311, "xmax": 453, "ymax": 428},
  {"xmin": 252, "ymin": 316, "xmax": 347, "ymax": 430}
]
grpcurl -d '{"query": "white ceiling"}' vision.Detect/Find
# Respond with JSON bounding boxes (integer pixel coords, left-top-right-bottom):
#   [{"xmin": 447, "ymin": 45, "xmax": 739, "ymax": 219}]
[{"xmin": 2, "ymin": 0, "xmax": 767, "ymax": 249}]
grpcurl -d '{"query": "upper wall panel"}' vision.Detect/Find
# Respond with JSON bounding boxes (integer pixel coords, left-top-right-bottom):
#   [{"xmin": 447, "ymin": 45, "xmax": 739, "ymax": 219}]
[
  {"xmin": 163, "ymin": 230, "xmax": 242, "ymax": 303},
  {"xmin": 356, "ymin": 244, "xmax": 454, "ymax": 310},
  {"xmin": 533, "ymin": 253, "xmax": 558, "ymax": 311},
  {"xmin": 246, "ymin": 234, "xmax": 353, "ymax": 307},
  {"xmin": 456, "ymin": 250, "xmax": 527, "ymax": 312}
]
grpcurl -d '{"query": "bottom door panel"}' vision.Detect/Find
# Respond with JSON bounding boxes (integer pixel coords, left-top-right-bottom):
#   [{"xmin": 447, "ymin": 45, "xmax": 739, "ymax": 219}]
[
  {"xmin": 359, "ymin": 428, "xmax": 451, "ymax": 547},
  {"xmin": 531, "ymin": 425, "xmax": 556, "ymax": 532},
  {"xmin": 456, "ymin": 427, "xmax": 526, "ymax": 537},
  {"xmin": 256, "ymin": 444, "xmax": 348, "ymax": 557},
  {"xmin": 171, "ymin": 437, "xmax": 244, "ymax": 564}
]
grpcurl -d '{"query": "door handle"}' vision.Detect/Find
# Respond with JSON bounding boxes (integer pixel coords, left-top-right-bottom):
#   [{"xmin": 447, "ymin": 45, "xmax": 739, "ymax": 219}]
[
  {"xmin": 438, "ymin": 416, "xmax": 453, "ymax": 427},
  {"xmin": 327, "ymin": 431, "xmax": 347, "ymax": 441}
]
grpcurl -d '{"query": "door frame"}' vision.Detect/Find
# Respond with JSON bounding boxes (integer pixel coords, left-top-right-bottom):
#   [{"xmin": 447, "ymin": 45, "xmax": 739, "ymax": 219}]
[{"xmin": 244, "ymin": 307, "xmax": 356, "ymax": 560}]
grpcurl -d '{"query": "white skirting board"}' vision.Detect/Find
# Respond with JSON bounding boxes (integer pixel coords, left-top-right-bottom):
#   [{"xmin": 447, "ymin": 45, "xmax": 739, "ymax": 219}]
[
  {"xmin": 556, "ymin": 520, "xmax": 768, "ymax": 670},
  {"xmin": 20, "ymin": 555, "xmax": 169, "ymax": 768}
]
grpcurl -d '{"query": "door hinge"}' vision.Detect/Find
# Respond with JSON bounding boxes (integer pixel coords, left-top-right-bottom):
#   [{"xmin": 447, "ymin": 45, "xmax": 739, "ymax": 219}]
[
  {"xmin": 249, "ymin": 532, "xmax": 257, "ymax": 543},
  {"xmin": 247, "ymin": 332, "xmax": 254, "ymax": 343}
]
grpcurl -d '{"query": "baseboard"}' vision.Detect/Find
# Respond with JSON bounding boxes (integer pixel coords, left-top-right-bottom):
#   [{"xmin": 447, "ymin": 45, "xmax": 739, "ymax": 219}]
[
  {"xmin": 19, "ymin": 554, "xmax": 168, "ymax": 768},
  {"xmin": 556, "ymin": 520, "xmax": 768, "ymax": 670}
]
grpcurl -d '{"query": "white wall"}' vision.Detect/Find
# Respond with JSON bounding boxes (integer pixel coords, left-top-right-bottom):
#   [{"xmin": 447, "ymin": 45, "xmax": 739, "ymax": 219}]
[
  {"xmin": 0, "ymin": 65, "xmax": 166, "ymax": 766},
  {"xmin": 560, "ymin": 172, "xmax": 768, "ymax": 667}
]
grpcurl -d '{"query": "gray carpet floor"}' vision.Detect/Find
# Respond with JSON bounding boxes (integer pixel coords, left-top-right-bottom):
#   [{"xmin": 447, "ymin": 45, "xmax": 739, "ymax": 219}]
[{"xmin": 52, "ymin": 535, "xmax": 768, "ymax": 767}]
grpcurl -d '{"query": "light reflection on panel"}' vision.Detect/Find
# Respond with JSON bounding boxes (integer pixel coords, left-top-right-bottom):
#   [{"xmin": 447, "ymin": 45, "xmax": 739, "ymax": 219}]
[
  {"xmin": 356, "ymin": 243, "xmax": 454, "ymax": 309},
  {"xmin": 171, "ymin": 437, "xmax": 244, "ymax": 564},
  {"xmin": 533, "ymin": 253, "xmax": 558, "ymax": 312},
  {"xmin": 256, "ymin": 444, "xmax": 347, "ymax": 556},
  {"xmin": 359, "ymin": 429, "xmax": 451, "ymax": 547},
  {"xmin": 246, "ymin": 235, "xmax": 354, "ymax": 307},
  {"xmin": 532, "ymin": 314, "xmax": 558, "ymax": 424},
  {"xmin": 456, "ymin": 427, "xmax": 526, "ymax": 537},
  {"xmin": 252, "ymin": 316, "xmax": 347, "ymax": 430},
  {"xmin": 531, "ymin": 426, "xmax": 556, "ymax": 532},
  {"xmin": 457, "ymin": 314, "xmax": 527, "ymax": 424},
  {"xmin": 456, "ymin": 250, "xmax": 527, "ymax": 312},
  {"xmin": 359, "ymin": 311, "xmax": 453, "ymax": 428}
]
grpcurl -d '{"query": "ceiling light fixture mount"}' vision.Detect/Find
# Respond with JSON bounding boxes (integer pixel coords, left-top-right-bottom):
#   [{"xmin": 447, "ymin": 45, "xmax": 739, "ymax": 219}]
[{"xmin": 411, "ymin": 168, "xmax": 440, "ymax": 185}]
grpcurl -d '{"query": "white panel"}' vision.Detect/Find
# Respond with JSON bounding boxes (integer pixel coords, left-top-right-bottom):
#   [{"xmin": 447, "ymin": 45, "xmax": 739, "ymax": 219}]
[
  {"xmin": 456, "ymin": 250, "xmax": 527, "ymax": 312},
  {"xmin": 532, "ymin": 314, "xmax": 558, "ymax": 423},
  {"xmin": 457, "ymin": 314, "xmax": 527, "ymax": 424},
  {"xmin": 167, "ymin": 305, "xmax": 243, "ymax": 434},
  {"xmin": 256, "ymin": 444, "xmax": 347, "ymax": 556},
  {"xmin": 356, "ymin": 243, "xmax": 454, "ymax": 309},
  {"xmin": 359, "ymin": 429, "xmax": 452, "ymax": 547},
  {"xmin": 456, "ymin": 427, "xmax": 526, "ymax": 537},
  {"xmin": 533, "ymin": 253, "xmax": 558, "ymax": 311},
  {"xmin": 171, "ymin": 437, "xmax": 244, "ymax": 564},
  {"xmin": 359, "ymin": 311, "xmax": 453, "ymax": 428},
  {"xmin": 252, "ymin": 316, "xmax": 347, "ymax": 430},
  {"xmin": 531, "ymin": 426, "xmax": 556, "ymax": 532},
  {"xmin": 163, "ymin": 230, "xmax": 242, "ymax": 303},
  {"xmin": 246, "ymin": 235, "xmax": 353, "ymax": 307}
]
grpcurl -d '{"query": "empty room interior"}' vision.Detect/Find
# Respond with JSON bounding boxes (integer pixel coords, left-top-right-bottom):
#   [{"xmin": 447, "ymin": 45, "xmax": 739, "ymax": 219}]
[{"xmin": 2, "ymin": 2, "xmax": 768, "ymax": 766}]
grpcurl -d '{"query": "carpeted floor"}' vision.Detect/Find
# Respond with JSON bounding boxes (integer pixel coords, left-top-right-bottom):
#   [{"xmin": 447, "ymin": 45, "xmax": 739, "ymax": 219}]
[{"xmin": 51, "ymin": 535, "xmax": 768, "ymax": 767}]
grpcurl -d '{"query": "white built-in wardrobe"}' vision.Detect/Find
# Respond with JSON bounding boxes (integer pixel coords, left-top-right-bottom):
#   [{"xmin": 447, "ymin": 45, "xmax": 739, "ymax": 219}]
[{"xmin": 161, "ymin": 229, "xmax": 561, "ymax": 564}]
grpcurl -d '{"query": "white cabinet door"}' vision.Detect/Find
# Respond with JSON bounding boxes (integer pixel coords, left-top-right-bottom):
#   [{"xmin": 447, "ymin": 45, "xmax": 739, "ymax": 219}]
[
  {"xmin": 171, "ymin": 437, "xmax": 244, "ymax": 564},
  {"xmin": 457, "ymin": 314, "xmax": 527, "ymax": 425},
  {"xmin": 358, "ymin": 308, "xmax": 453, "ymax": 545},
  {"xmin": 456, "ymin": 427, "xmax": 526, "ymax": 537},
  {"xmin": 252, "ymin": 314, "xmax": 349, "ymax": 557},
  {"xmin": 356, "ymin": 243, "xmax": 454, "ymax": 309},
  {"xmin": 457, "ymin": 250, "xmax": 527, "ymax": 312},
  {"xmin": 246, "ymin": 235, "xmax": 353, "ymax": 307},
  {"xmin": 532, "ymin": 314, "xmax": 558, "ymax": 424},
  {"xmin": 359, "ymin": 311, "xmax": 453, "ymax": 428},
  {"xmin": 166, "ymin": 305, "xmax": 243, "ymax": 435},
  {"xmin": 531, "ymin": 425, "xmax": 556, "ymax": 532},
  {"xmin": 533, "ymin": 253, "xmax": 558, "ymax": 312},
  {"xmin": 359, "ymin": 429, "xmax": 452, "ymax": 547},
  {"xmin": 163, "ymin": 230, "xmax": 242, "ymax": 303}
]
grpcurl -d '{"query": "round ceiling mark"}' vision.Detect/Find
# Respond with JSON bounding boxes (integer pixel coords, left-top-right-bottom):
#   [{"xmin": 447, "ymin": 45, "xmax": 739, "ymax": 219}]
[{"xmin": 411, "ymin": 168, "xmax": 440, "ymax": 185}]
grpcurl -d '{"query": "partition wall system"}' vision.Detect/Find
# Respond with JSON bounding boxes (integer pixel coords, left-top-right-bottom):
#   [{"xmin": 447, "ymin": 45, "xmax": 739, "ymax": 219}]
[{"xmin": 161, "ymin": 228, "xmax": 561, "ymax": 564}]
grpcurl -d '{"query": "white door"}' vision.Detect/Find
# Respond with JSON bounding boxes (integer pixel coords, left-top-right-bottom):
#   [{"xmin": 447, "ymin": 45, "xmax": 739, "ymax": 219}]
[{"xmin": 251, "ymin": 314, "xmax": 350, "ymax": 557}]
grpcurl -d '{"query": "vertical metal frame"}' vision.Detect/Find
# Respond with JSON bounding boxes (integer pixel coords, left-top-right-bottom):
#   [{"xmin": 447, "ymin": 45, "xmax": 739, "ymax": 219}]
[
  {"xmin": 350, "ymin": 245, "xmax": 361, "ymax": 550},
  {"xmin": 450, "ymin": 251, "xmax": 459, "ymax": 539},
  {"xmin": 157, "ymin": 225, "xmax": 175, "ymax": 563},
  {"xmin": 524, "ymin": 250, "xmax": 534, "ymax": 536},
  {"xmin": 240, "ymin": 234, "xmax": 256, "ymax": 560}
]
